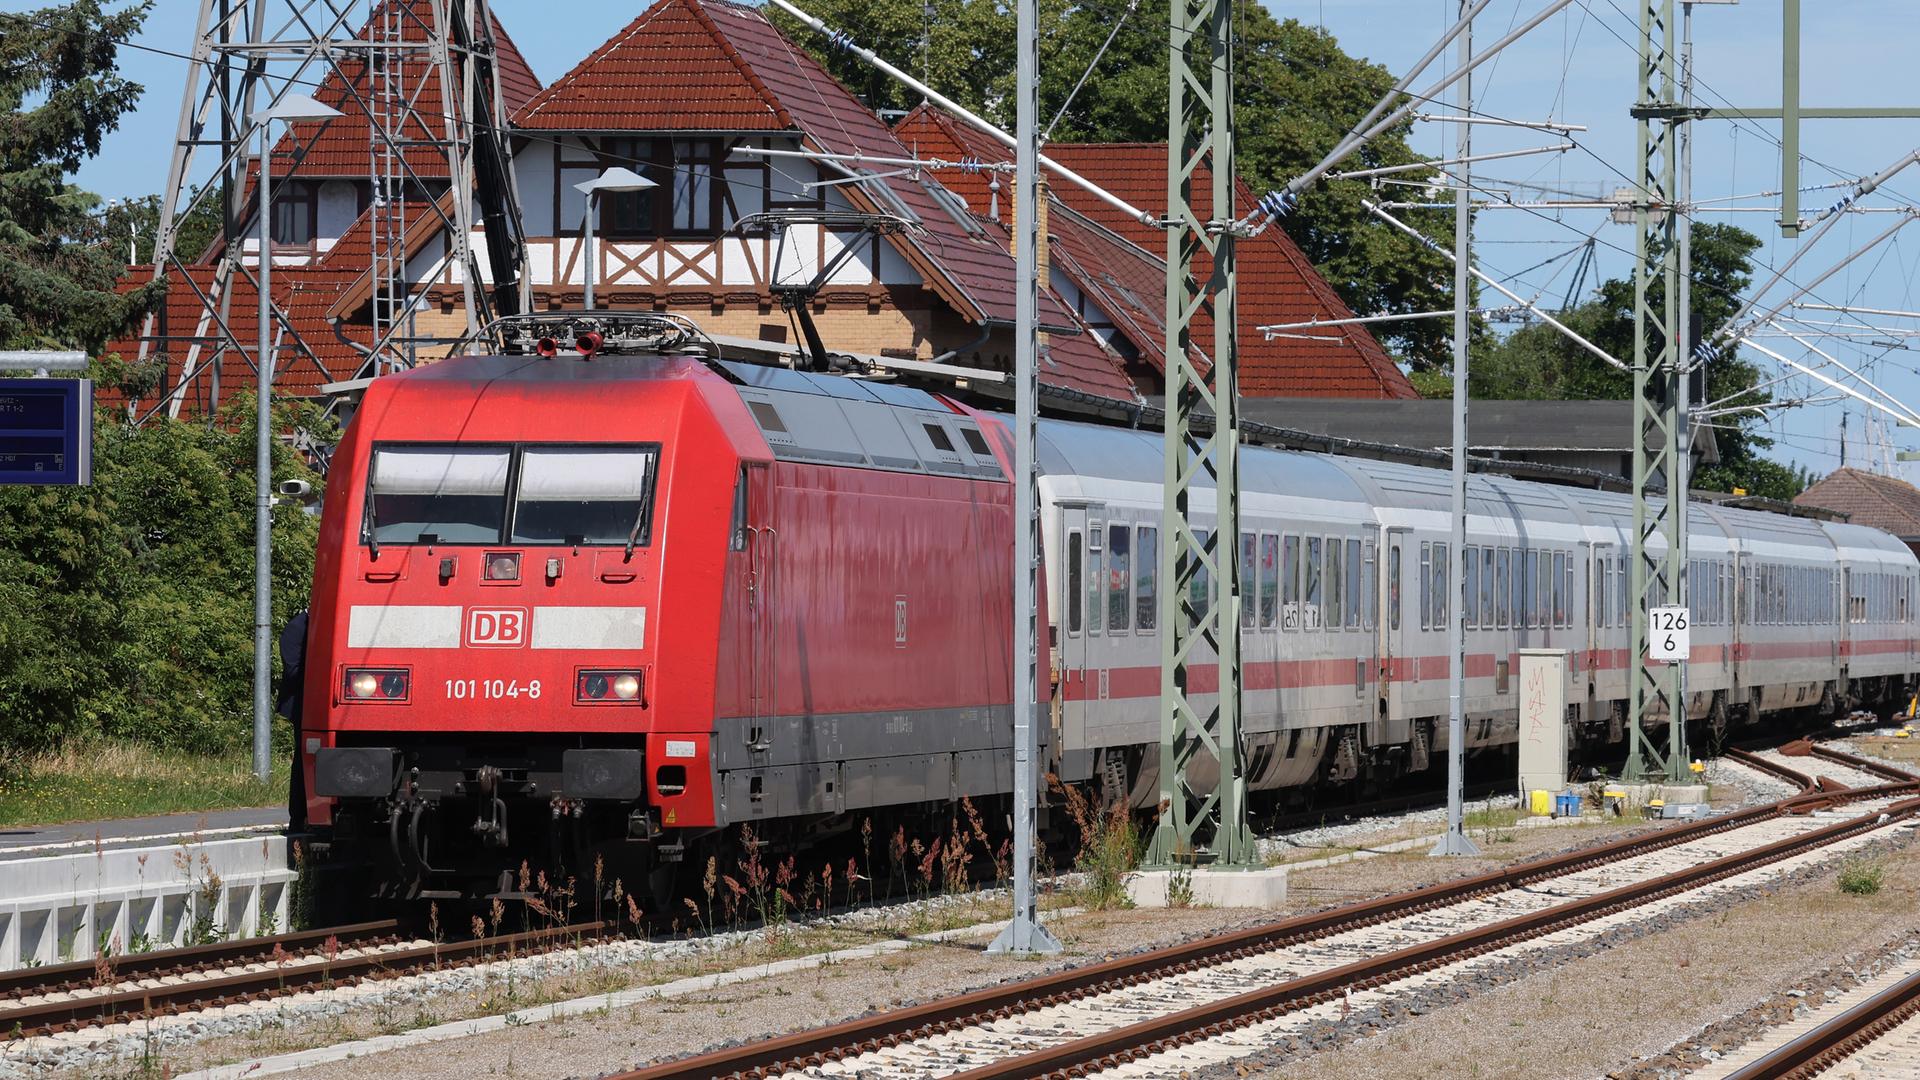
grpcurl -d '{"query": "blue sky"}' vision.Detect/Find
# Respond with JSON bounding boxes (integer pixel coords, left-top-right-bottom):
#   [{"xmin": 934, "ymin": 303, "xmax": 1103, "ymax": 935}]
[{"xmin": 19, "ymin": 0, "xmax": 1920, "ymax": 479}]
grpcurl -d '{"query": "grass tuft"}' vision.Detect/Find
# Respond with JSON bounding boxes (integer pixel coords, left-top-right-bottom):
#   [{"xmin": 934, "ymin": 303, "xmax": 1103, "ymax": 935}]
[
  {"xmin": 0, "ymin": 740, "xmax": 287, "ymax": 827},
  {"xmin": 1838, "ymin": 858, "xmax": 1886, "ymax": 896}
]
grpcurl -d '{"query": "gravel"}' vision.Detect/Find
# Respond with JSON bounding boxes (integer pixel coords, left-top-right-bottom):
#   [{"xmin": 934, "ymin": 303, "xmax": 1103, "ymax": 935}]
[
  {"xmin": 1200, "ymin": 827, "xmax": 1920, "ymax": 1080},
  {"xmin": 16, "ymin": 756, "xmax": 1804, "ymax": 1079},
  {"xmin": 7, "ymin": 884, "xmax": 1066, "ymax": 1079}
]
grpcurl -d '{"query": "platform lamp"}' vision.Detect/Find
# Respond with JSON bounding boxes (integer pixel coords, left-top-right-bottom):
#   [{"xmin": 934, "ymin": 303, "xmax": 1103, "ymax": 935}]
[
  {"xmin": 574, "ymin": 168, "xmax": 656, "ymax": 311},
  {"xmin": 250, "ymin": 92, "xmax": 340, "ymax": 782}
]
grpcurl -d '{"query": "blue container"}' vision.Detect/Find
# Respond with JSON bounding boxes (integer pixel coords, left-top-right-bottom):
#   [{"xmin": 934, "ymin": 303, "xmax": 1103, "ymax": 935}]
[{"xmin": 1554, "ymin": 792, "xmax": 1582, "ymax": 817}]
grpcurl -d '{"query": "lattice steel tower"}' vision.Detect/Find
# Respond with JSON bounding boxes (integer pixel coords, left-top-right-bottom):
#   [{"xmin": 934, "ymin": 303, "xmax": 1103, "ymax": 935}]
[
  {"xmin": 136, "ymin": 0, "xmax": 525, "ymax": 418},
  {"xmin": 1625, "ymin": 0, "xmax": 1689, "ymax": 782},
  {"xmin": 1146, "ymin": 0, "xmax": 1256, "ymax": 868}
]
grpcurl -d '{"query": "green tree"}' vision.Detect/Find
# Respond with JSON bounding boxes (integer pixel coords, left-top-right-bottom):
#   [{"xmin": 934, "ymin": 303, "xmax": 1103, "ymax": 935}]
[
  {"xmin": 1473, "ymin": 223, "xmax": 1804, "ymax": 500},
  {"xmin": 773, "ymin": 0, "xmax": 1456, "ymax": 367},
  {"xmin": 0, "ymin": 0, "xmax": 164, "ymax": 353},
  {"xmin": 0, "ymin": 396, "xmax": 331, "ymax": 753}
]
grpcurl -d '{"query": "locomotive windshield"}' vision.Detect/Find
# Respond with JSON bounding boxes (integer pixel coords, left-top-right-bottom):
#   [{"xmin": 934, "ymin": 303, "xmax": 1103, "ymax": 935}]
[
  {"xmin": 511, "ymin": 447, "xmax": 657, "ymax": 547},
  {"xmin": 365, "ymin": 443, "xmax": 659, "ymax": 547},
  {"xmin": 368, "ymin": 446, "xmax": 511, "ymax": 544}
]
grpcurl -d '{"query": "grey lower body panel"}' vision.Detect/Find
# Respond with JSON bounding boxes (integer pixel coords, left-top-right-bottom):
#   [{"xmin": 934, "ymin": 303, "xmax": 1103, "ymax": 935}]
[{"xmin": 711, "ymin": 708, "xmax": 1020, "ymax": 826}]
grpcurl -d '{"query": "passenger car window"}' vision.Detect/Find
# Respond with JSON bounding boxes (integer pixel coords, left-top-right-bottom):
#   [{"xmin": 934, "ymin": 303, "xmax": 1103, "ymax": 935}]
[
  {"xmin": 368, "ymin": 445, "xmax": 511, "ymax": 544},
  {"xmin": 1275, "ymin": 534, "xmax": 1294, "ymax": 630},
  {"xmin": 1240, "ymin": 532, "xmax": 1257, "ymax": 629},
  {"xmin": 1135, "ymin": 526, "xmax": 1157, "ymax": 631},
  {"xmin": 1067, "ymin": 531, "xmax": 1083, "ymax": 634},
  {"xmin": 1328, "ymin": 537, "xmax": 1344, "ymax": 630},
  {"xmin": 1259, "ymin": 530, "xmax": 1274, "ymax": 626},
  {"xmin": 1388, "ymin": 542, "xmax": 1402, "ymax": 631},
  {"xmin": 1463, "ymin": 547, "xmax": 1479, "ymax": 628},
  {"xmin": 1306, "ymin": 537, "xmax": 1324, "ymax": 628},
  {"xmin": 1496, "ymin": 548, "xmax": 1510, "ymax": 628},
  {"xmin": 1419, "ymin": 542, "xmax": 1432, "ymax": 630},
  {"xmin": 512, "ymin": 447, "xmax": 659, "ymax": 546},
  {"xmin": 1346, "ymin": 538, "xmax": 1363, "ymax": 629},
  {"xmin": 1087, "ymin": 526, "xmax": 1104, "ymax": 634},
  {"xmin": 1107, "ymin": 524, "xmax": 1131, "ymax": 631}
]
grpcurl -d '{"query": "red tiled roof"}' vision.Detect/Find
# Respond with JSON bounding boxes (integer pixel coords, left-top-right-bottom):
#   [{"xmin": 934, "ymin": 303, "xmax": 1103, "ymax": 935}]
[
  {"xmin": 1046, "ymin": 205, "xmax": 1167, "ymax": 361},
  {"xmin": 517, "ymin": 0, "xmax": 1129, "ymax": 399},
  {"xmin": 100, "ymin": 266, "xmax": 368, "ymax": 416},
  {"xmin": 314, "ymin": 198, "xmax": 442, "ymax": 270},
  {"xmin": 1039, "ymin": 310, "xmax": 1142, "ymax": 402},
  {"xmin": 893, "ymin": 105, "xmax": 1010, "ymax": 219},
  {"xmin": 513, "ymin": 0, "xmax": 789, "ymax": 131},
  {"xmin": 703, "ymin": 0, "xmax": 1078, "ymax": 333},
  {"xmin": 269, "ymin": 0, "xmax": 541, "ymax": 179},
  {"xmin": 1038, "ymin": 143, "xmax": 1416, "ymax": 399},
  {"xmin": 1796, "ymin": 467, "xmax": 1920, "ymax": 538}
]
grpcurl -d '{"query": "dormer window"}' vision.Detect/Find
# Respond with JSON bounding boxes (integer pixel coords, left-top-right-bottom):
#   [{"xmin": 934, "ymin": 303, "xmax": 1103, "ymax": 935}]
[{"xmin": 590, "ymin": 137, "xmax": 725, "ymax": 239}]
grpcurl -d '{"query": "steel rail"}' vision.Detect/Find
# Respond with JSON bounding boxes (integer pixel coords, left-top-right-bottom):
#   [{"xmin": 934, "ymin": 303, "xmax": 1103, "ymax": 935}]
[
  {"xmin": 0, "ymin": 920, "xmax": 402, "ymax": 1001},
  {"xmin": 2, "ymin": 920, "xmax": 612, "ymax": 1036},
  {"xmin": 617, "ymin": 743, "xmax": 1913, "ymax": 1080},
  {"xmin": 948, "ymin": 794, "xmax": 1920, "ymax": 1080},
  {"xmin": 1722, "ymin": 968, "xmax": 1920, "ymax": 1080}
]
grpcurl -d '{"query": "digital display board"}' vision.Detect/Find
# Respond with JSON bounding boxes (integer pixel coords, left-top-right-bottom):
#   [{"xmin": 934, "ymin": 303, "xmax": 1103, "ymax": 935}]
[{"xmin": 0, "ymin": 379, "xmax": 92, "ymax": 486}]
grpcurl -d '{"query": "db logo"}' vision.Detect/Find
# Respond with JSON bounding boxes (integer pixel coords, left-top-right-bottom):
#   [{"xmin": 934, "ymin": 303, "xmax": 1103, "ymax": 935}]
[{"xmin": 465, "ymin": 607, "xmax": 528, "ymax": 647}]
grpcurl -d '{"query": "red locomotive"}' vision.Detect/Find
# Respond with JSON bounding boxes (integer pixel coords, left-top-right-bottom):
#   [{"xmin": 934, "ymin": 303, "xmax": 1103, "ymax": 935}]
[{"xmin": 296, "ymin": 314, "xmax": 1016, "ymax": 900}]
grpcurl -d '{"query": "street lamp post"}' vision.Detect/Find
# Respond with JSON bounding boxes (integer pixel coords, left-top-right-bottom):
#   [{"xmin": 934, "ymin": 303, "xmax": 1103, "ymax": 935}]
[
  {"xmin": 251, "ymin": 92, "xmax": 340, "ymax": 782},
  {"xmin": 573, "ymin": 168, "xmax": 656, "ymax": 310}
]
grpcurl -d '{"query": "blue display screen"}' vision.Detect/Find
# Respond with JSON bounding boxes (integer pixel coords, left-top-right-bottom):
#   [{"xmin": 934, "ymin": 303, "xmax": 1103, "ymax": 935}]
[{"xmin": 0, "ymin": 379, "xmax": 92, "ymax": 486}]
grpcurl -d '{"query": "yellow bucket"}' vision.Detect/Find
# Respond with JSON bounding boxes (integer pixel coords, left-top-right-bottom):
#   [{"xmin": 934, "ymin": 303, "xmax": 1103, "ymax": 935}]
[{"xmin": 1529, "ymin": 789, "xmax": 1553, "ymax": 816}]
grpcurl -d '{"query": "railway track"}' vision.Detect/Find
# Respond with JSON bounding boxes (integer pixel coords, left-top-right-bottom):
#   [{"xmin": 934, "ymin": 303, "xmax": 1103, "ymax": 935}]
[
  {"xmin": 1714, "ymin": 966, "xmax": 1920, "ymax": 1079},
  {"xmin": 0, "ymin": 735, "xmax": 1882, "ymax": 1057},
  {"xmin": 0, "ymin": 919, "xmax": 611, "ymax": 1038},
  {"xmin": 612, "ymin": 744, "xmax": 1919, "ymax": 1080}
]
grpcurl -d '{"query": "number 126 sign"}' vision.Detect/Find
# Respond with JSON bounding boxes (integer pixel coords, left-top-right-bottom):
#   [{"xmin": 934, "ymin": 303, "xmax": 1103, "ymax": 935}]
[{"xmin": 1648, "ymin": 606, "xmax": 1690, "ymax": 662}]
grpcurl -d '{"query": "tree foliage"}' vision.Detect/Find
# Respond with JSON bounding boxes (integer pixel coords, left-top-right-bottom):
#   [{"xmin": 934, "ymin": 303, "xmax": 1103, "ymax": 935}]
[
  {"xmin": 0, "ymin": 0, "xmax": 164, "ymax": 353},
  {"xmin": 0, "ymin": 390, "xmax": 331, "ymax": 753},
  {"xmin": 773, "ymin": 0, "xmax": 1456, "ymax": 367},
  {"xmin": 1473, "ymin": 223, "xmax": 1806, "ymax": 500}
]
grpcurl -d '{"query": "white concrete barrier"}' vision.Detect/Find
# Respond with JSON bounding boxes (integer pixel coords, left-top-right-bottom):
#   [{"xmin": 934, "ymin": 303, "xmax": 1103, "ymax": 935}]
[{"xmin": 0, "ymin": 832, "xmax": 296, "ymax": 969}]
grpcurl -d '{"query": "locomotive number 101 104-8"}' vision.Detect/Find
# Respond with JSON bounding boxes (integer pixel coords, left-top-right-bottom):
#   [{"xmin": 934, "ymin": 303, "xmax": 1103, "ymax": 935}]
[{"xmin": 445, "ymin": 678, "xmax": 543, "ymax": 700}]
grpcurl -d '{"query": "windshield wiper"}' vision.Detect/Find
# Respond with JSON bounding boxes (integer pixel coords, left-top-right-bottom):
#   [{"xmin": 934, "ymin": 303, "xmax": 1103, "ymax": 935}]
[
  {"xmin": 624, "ymin": 488, "xmax": 656, "ymax": 562},
  {"xmin": 362, "ymin": 487, "xmax": 381, "ymax": 559}
]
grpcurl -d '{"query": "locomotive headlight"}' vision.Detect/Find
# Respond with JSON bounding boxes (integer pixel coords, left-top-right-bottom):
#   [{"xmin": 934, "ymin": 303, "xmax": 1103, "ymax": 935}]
[
  {"xmin": 577, "ymin": 669, "xmax": 643, "ymax": 704},
  {"xmin": 484, "ymin": 552, "xmax": 521, "ymax": 582},
  {"xmin": 345, "ymin": 667, "xmax": 409, "ymax": 703}
]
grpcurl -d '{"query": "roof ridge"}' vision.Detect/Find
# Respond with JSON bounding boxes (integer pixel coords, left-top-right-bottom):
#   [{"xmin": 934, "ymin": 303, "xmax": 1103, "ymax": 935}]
[
  {"xmin": 515, "ymin": 0, "xmax": 784, "ymax": 128},
  {"xmin": 682, "ymin": 0, "xmax": 795, "ymax": 129}
]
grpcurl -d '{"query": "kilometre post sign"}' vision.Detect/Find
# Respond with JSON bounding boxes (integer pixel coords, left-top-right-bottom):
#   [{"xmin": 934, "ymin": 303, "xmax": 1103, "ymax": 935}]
[{"xmin": 1648, "ymin": 605, "xmax": 1690, "ymax": 663}]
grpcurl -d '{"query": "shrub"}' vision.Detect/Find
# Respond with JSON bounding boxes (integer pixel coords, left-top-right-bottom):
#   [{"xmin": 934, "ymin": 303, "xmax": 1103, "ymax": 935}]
[
  {"xmin": 1055, "ymin": 777, "xmax": 1138, "ymax": 909},
  {"xmin": 1839, "ymin": 858, "xmax": 1885, "ymax": 896},
  {"xmin": 0, "ymin": 395, "xmax": 331, "ymax": 754}
]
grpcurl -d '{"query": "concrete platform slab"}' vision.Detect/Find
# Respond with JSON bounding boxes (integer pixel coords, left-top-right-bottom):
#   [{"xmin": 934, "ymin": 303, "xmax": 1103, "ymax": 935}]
[
  {"xmin": 0, "ymin": 807, "xmax": 285, "ymax": 861},
  {"xmin": 1126, "ymin": 866, "xmax": 1289, "ymax": 909}
]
